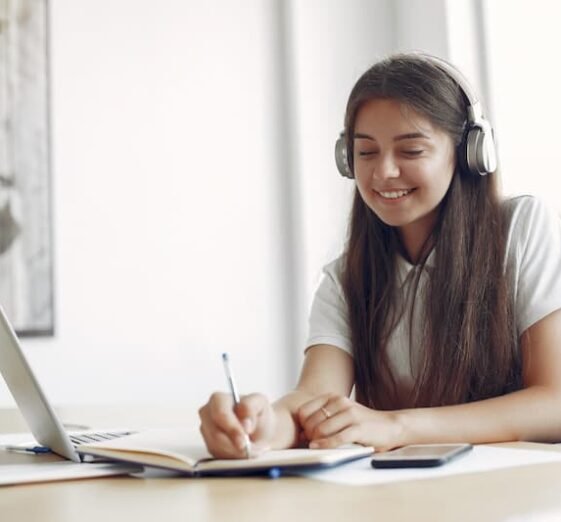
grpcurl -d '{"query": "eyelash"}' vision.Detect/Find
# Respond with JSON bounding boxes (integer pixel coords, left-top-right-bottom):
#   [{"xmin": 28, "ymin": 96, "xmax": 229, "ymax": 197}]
[{"xmin": 358, "ymin": 150, "xmax": 424, "ymax": 157}]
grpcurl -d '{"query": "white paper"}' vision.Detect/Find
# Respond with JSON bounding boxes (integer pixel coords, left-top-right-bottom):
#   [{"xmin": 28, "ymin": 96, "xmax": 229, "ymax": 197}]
[
  {"xmin": 0, "ymin": 461, "xmax": 142, "ymax": 486},
  {"xmin": 0, "ymin": 432, "xmax": 141, "ymax": 486},
  {"xmin": 294, "ymin": 445, "xmax": 561, "ymax": 485}
]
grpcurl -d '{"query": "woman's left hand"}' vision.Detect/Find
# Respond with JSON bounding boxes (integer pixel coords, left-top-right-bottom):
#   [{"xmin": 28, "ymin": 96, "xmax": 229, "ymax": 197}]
[{"xmin": 297, "ymin": 393, "xmax": 404, "ymax": 452}]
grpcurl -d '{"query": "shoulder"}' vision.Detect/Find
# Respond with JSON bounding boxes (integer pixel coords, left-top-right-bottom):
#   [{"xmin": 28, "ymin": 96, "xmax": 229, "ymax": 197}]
[
  {"xmin": 320, "ymin": 254, "xmax": 347, "ymax": 295},
  {"xmin": 503, "ymin": 195, "xmax": 561, "ymax": 334},
  {"xmin": 503, "ymin": 195, "xmax": 560, "ymax": 252},
  {"xmin": 503, "ymin": 194, "xmax": 559, "ymax": 229},
  {"xmin": 322, "ymin": 254, "xmax": 346, "ymax": 279},
  {"xmin": 308, "ymin": 254, "xmax": 348, "ymax": 308},
  {"xmin": 306, "ymin": 253, "xmax": 352, "ymax": 354}
]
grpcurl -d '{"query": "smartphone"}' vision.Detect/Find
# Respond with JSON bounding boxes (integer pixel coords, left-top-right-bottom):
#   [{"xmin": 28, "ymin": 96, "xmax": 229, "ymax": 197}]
[{"xmin": 370, "ymin": 443, "xmax": 473, "ymax": 469}]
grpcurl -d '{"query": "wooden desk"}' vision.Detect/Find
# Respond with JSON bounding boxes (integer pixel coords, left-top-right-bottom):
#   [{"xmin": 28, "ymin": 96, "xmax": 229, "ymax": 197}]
[{"xmin": 2, "ymin": 405, "xmax": 561, "ymax": 522}]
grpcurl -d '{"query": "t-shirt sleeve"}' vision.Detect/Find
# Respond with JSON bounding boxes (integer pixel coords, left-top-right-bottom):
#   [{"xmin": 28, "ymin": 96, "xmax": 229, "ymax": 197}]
[
  {"xmin": 305, "ymin": 258, "xmax": 353, "ymax": 355},
  {"xmin": 510, "ymin": 197, "xmax": 561, "ymax": 334}
]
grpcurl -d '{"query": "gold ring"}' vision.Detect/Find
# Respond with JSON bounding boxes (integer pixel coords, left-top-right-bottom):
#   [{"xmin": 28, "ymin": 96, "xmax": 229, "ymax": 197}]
[{"xmin": 320, "ymin": 407, "xmax": 332, "ymax": 419}]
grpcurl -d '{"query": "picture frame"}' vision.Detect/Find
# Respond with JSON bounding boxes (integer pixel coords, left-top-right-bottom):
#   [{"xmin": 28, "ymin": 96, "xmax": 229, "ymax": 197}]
[{"xmin": 0, "ymin": 0, "xmax": 54, "ymax": 336}]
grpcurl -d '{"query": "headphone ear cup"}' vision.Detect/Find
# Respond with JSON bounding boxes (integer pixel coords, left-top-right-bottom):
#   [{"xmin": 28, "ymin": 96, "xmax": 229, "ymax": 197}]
[
  {"xmin": 457, "ymin": 129, "xmax": 470, "ymax": 176},
  {"xmin": 466, "ymin": 127, "xmax": 497, "ymax": 176},
  {"xmin": 335, "ymin": 135, "xmax": 354, "ymax": 178},
  {"xmin": 477, "ymin": 129, "xmax": 497, "ymax": 174}
]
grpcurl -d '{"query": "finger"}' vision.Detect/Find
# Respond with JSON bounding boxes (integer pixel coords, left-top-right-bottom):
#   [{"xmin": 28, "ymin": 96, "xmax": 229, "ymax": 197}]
[
  {"xmin": 199, "ymin": 421, "xmax": 246, "ymax": 459},
  {"xmin": 200, "ymin": 413, "xmax": 270, "ymax": 459},
  {"xmin": 235, "ymin": 393, "xmax": 269, "ymax": 435},
  {"xmin": 199, "ymin": 402, "xmax": 252, "ymax": 457},
  {"xmin": 300, "ymin": 409, "xmax": 328, "ymax": 441},
  {"xmin": 199, "ymin": 403, "xmax": 239, "ymax": 456},
  {"xmin": 298, "ymin": 394, "xmax": 340, "ymax": 440},
  {"xmin": 307, "ymin": 396, "xmax": 354, "ymax": 439},
  {"xmin": 297, "ymin": 393, "xmax": 333, "ymax": 423},
  {"xmin": 207, "ymin": 392, "xmax": 248, "ymax": 445},
  {"xmin": 309, "ymin": 426, "xmax": 359, "ymax": 450},
  {"xmin": 308, "ymin": 408, "xmax": 353, "ymax": 441}
]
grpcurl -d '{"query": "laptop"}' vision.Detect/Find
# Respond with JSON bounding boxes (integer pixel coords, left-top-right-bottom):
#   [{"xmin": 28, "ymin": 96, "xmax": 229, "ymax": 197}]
[{"xmin": 0, "ymin": 305, "xmax": 132, "ymax": 462}]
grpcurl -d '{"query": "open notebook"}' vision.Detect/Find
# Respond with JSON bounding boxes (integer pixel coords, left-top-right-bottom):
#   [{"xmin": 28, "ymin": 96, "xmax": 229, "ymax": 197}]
[{"xmin": 76, "ymin": 429, "xmax": 374, "ymax": 476}]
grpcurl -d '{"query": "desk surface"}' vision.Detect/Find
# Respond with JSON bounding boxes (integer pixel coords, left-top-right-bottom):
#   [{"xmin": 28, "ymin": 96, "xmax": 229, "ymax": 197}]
[{"xmin": 2, "ymin": 405, "xmax": 561, "ymax": 522}]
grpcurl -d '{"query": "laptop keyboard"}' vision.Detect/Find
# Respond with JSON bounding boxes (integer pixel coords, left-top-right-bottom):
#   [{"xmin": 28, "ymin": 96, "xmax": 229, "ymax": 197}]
[{"xmin": 70, "ymin": 431, "xmax": 133, "ymax": 446}]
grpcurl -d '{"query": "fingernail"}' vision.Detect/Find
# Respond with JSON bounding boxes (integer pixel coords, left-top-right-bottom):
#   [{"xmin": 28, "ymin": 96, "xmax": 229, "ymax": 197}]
[
  {"xmin": 242, "ymin": 418, "xmax": 253, "ymax": 434},
  {"xmin": 309, "ymin": 441, "xmax": 319, "ymax": 449},
  {"xmin": 235, "ymin": 435, "xmax": 247, "ymax": 451}
]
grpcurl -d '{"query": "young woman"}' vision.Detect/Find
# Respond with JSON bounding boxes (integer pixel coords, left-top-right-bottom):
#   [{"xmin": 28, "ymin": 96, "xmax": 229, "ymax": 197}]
[{"xmin": 198, "ymin": 53, "xmax": 561, "ymax": 457}]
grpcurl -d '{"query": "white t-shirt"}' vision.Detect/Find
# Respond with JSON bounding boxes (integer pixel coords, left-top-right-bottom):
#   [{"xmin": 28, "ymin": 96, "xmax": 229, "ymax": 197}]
[{"xmin": 305, "ymin": 196, "xmax": 561, "ymax": 390}]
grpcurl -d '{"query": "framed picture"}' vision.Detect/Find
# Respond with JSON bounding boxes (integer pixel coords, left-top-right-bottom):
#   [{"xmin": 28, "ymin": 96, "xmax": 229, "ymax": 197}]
[{"xmin": 0, "ymin": 0, "xmax": 54, "ymax": 336}]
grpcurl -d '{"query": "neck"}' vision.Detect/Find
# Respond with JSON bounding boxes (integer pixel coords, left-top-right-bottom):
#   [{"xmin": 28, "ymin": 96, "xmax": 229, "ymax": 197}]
[{"xmin": 398, "ymin": 218, "xmax": 437, "ymax": 265}]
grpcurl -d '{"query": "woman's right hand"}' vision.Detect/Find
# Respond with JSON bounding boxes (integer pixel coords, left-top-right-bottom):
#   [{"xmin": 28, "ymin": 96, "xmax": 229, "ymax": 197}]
[{"xmin": 198, "ymin": 392, "xmax": 277, "ymax": 458}]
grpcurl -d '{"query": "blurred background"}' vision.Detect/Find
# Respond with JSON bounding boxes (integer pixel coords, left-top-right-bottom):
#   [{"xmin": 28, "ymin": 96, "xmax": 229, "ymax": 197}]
[{"xmin": 0, "ymin": 0, "xmax": 559, "ymax": 414}]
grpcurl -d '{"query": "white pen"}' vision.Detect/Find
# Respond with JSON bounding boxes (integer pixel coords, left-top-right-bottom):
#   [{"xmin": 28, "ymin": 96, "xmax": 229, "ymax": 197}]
[{"xmin": 221, "ymin": 353, "xmax": 251, "ymax": 459}]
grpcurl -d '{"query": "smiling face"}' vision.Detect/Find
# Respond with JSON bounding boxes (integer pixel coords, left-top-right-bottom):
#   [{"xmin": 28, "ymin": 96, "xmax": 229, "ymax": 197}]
[{"xmin": 352, "ymin": 98, "xmax": 456, "ymax": 260}]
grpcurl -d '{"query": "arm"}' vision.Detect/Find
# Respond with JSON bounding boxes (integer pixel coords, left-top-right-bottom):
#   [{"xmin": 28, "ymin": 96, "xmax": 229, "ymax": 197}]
[
  {"xmin": 397, "ymin": 308, "xmax": 561, "ymax": 445},
  {"xmin": 269, "ymin": 344, "xmax": 354, "ymax": 449},
  {"xmin": 198, "ymin": 344, "xmax": 353, "ymax": 457},
  {"xmin": 300, "ymin": 309, "xmax": 561, "ymax": 450}
]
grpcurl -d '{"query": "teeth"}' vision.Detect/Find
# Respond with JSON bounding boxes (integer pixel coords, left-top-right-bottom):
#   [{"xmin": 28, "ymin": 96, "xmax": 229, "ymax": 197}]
[{"xmin": 378, "ymin": 189, "xmax": 413, "ymax": 199}]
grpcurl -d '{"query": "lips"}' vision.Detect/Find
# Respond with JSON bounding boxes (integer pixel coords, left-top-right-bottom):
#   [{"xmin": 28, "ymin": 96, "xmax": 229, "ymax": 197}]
[{"xmin": 375, "ymin": 188, "xmax": 416, "ymax": 200}]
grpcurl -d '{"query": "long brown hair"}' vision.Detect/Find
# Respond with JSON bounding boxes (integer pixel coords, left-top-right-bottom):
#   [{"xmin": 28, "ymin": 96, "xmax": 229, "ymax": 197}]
[{"xmin": 342, "ymin": 54, "xmax": 521, "ymax": 409}]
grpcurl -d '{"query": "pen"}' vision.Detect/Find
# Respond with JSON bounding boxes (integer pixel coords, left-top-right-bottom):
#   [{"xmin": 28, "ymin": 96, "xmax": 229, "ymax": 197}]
[
  {"xmin": 268, "ymin": 467, "xmax": 281, "ymax": 479},
  {"xmin": 3, "ymin": 445, "xmax": 52, "ymax": 454},
  {"xmin": 221, "ymin": 352, "xmax": 251, "ymax": 459}
]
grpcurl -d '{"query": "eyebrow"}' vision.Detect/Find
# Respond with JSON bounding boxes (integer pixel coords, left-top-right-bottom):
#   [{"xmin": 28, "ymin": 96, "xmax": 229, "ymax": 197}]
[{"xmin": 353, "ymin": 132, "xmax": 430, "ymax": 142}]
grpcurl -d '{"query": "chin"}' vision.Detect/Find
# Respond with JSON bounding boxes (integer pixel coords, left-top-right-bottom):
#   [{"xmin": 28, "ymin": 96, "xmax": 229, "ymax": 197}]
[
  {"xmin": 376, "ymin": 216, "xmax": 411, "ymax": 228},
  {"xmin": 368, "ymin": 207, "xmax": 414, "ymax": 228}
]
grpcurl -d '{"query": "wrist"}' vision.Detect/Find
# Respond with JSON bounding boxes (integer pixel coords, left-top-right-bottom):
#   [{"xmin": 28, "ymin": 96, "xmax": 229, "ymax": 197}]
[
  {"xmin": 268, "ymin": 403, "xmax": 295, "ymax": 449},
  {"xmin": 392, "ymin": 409, "xmax": 414, "ymax": 448},
  {"xmin": 270, "ymin": 390, "xmax": 317, "ymax": 449}
]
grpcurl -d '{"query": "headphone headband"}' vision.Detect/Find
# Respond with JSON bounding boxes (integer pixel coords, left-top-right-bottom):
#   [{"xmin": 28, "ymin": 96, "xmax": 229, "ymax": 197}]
[
  {"xmin": 334, "ymin": 53, "xmax": 497, "ymax": 178},
  {"xmin": 414, "ymin": 53, "xmax": 487, "ymax": 128},
  {"xmin": 416, "ymin": 54, "xmax": 479, "ymax": 107}
]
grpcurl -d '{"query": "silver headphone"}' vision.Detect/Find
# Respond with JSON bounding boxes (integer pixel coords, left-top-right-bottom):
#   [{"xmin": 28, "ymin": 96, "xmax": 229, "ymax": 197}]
[{"xmin": 334, "ymin": 54, "xmax": 497, "ymax": 179}]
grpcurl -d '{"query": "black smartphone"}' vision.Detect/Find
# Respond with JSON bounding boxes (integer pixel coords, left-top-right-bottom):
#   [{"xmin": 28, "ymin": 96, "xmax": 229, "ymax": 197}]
[{"xmin": 370, "ymin": 443, "xmax": 473, "ymax": 469}]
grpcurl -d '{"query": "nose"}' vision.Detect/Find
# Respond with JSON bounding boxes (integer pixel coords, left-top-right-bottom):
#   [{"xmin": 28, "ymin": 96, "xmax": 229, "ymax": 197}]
[{"xmin": 372, "ymin": 152, "xmax": 400, "ymax": 181}]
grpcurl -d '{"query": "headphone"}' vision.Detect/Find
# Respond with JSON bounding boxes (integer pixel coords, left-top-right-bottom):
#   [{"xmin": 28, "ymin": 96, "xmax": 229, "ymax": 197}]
[{"xmin": 334, "ymin": 54, "xmax": 497, "ymax": 179}]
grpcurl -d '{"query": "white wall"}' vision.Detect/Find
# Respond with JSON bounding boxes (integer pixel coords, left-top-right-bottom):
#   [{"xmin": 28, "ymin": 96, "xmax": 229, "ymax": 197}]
[
  {"xmin": 1, "ymin": 0, "xmax": 289, "ymax": 409},
  {"xmin": 287, "ymin": 0, "xmax": 453, "ymax": 373},
  {"xmin": 286, "ymin": 0, "xmax": 395, "ymax": 373},
  {"xmin": 394, "ymin": 0, "xmax": 449, "ymax": 56},
  {"xmin": 0, "ymin": 0, "xmax": 460, "ymax": 414},
  {"xmin": 484, "ymin": 0, "xmax": 561, "ymax": 210}
]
